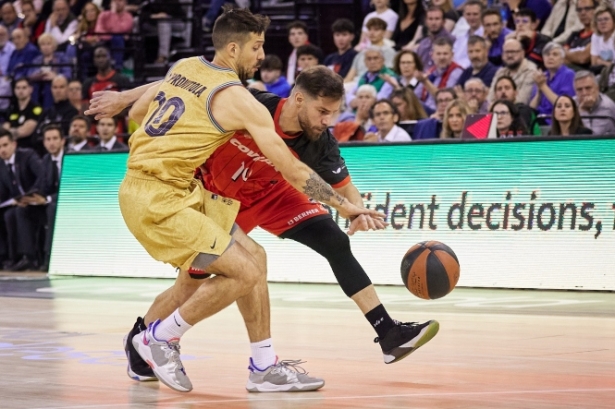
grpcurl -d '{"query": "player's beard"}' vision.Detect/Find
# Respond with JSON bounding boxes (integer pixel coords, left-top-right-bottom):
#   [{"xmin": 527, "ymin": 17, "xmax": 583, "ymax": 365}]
[{"xmin": 298, "ymin": 110, "xmax": 325, "ymax": 141}]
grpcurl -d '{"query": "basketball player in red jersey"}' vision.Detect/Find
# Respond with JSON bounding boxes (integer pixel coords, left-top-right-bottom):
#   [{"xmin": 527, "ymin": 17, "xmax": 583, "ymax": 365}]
[{"xmin": 87, "ymin": 66, "xmax": 439, "ymax": 384}]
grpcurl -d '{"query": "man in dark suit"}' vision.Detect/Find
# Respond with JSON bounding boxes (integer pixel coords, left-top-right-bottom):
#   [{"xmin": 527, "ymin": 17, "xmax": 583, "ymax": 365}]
[
  {"xmin": 0, "ymin": 128, "xmax": 44, "ymax": 270},
  {"xmin": 94, "ymin": 117, "xmax": 128, "ymax": 151},
  {"xmin": 22, "ymin": 124, "xmax": 65, "ymax": 271},
  {"xmin": 67, "ymin": 115, "xmax": 94, "ymax": 152}
]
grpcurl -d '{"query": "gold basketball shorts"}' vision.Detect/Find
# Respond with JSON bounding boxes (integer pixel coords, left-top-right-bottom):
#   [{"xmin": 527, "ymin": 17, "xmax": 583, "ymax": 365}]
[{"xmin": 118, "ymin": 169, "xmax": 240, "ymax": 271}]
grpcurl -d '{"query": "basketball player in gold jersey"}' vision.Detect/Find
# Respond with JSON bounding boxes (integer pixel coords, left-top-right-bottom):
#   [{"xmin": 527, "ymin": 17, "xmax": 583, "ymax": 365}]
[{"xmin": 116, "ymin": 7, "xmax": 384, "ymax": 393}]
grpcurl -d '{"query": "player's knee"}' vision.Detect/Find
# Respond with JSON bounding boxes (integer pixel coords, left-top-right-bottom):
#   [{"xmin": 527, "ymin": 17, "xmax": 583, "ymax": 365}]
[
  {"xmin": 253, "ymin": 242, "xmax": 267, "ymax": 275},
  {"xmin": 320, "ymin": 227, "xmax": 352, "ymax": 257}
]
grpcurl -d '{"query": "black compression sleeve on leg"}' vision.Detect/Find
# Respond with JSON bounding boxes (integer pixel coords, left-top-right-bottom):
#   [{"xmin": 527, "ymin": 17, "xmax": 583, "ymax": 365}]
[{"xmin": 282, "ymin": 218, "xmax": 372, "ymax": 297}]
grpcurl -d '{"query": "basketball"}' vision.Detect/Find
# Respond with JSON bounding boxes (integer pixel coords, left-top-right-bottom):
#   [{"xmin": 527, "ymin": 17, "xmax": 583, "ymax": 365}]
[{"xmin": 400, "ymin": 241, "xmax": 460, "ymax": 300}]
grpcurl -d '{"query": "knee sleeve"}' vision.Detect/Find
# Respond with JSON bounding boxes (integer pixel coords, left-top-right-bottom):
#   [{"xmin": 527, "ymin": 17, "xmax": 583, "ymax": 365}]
[{"xmin": 285, "ymin": 219, "xmax": 372, "ymax": 297}]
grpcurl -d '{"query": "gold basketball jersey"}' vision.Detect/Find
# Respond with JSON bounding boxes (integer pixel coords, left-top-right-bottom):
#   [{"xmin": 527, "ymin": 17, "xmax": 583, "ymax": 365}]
[{"xmin": 127, "ymin": 57, "xmax": 243, "ymax": 187}]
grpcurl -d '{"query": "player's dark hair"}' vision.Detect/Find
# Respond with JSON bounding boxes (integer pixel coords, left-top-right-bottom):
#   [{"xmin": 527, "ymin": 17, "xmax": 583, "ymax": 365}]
[
  {"xmin": 212, "ymin": 5, "xmax": 270, "ymax": 51},
  {"xmin": 331, "ymin": 18, "xmax": 354, "ymax": 34},
  {"xmin": 296, "ymin": 44, "xmax": 323, "ymax": 62},
  {"xmin": 42, "ymin": 123, "xmax": 64, "ymax": 139},
  {"xmin": 294, "ymin": 66, "xmax": 344, "ymax": 101},
  {"xmin": 260, "ymin": 54, "xmax": 283, "ymax": 71}
]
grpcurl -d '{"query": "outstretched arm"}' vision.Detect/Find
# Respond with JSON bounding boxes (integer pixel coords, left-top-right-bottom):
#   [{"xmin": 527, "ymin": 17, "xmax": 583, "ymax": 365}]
[{"xmin": 85, "ymin": 80, "xmax": 162, "ymax": 119}]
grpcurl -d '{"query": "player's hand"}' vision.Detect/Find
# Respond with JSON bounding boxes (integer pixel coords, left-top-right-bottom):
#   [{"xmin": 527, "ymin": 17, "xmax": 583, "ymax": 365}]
[
  {"xmin": 338, "ymin": 200, "xmax": 385, "ymax": 221},
  {"xmin": 347, "ymin": 214, "xmax": 388, "ymax": 236},
  {"xmin": 85, "ymin": 91, "xmax": 125, "ymax": 120}
]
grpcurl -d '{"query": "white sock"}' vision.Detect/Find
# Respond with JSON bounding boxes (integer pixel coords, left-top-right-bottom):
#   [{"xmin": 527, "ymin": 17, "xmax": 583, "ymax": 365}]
[
  {"xmin": 250, "ymin": 338, "xmax": 277, "ymax": 370},
  {"xmin": 151, "ymin": 309, "xmax": 192, "ymax": 341}
]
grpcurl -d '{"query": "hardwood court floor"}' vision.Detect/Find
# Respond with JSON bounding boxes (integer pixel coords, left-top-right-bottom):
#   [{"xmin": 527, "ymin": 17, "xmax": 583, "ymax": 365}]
[{"xmin": 0, "ymin": 274, "xmax": 613, "ymax": 409}]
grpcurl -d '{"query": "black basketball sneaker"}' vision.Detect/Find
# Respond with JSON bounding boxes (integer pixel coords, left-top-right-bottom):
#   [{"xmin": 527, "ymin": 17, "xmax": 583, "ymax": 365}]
[
  {"xmin": 123, "ymin": 316, "xmax": 158, "ymax": 381},
  {"xmin": 375, "ymin": 320, "xmax": 440, "ymax": 364}
]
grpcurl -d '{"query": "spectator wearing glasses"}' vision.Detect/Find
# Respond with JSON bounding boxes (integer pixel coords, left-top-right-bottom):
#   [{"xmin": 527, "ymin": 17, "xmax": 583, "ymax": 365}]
[
  {"xmin": 590, "ymin": 5, "xmax": 615, "ymax": 71},
  {"xmin": 529, "ymin": 42, "xmax": 575, "ymax": 116},
  {"xmin": 347, "ymin": 48, "xmax": 396, "ymax": 110},
  {"xmin": 440, "ymin": 99, "xmax": 470, "ymax": 138},
  {"xmin": 549, "ymin": 95, "xmax": 592, "ymax": 135},
  {"xmin": 457, "ymin": 35, "xmax": 499, "ymax": 88},
  {"xmin": 573, "ymin": 70, "xmax": 615, "ymax": 135},
  {"xmin": 413, "ymin": 87, "xmax": 457, "ymax": 139},
  {"xmin": 489, "ymin": 38, "xmax": 538, "ymax": 105},
  {"xmin": 490, "ymin": 99, "xmax": 529, "ymax": 137},
  {"xmin": 541, "ymin": 0, "xmax": 583, "ymax": 45},
  {"xmin": 382, "ymin": 50, "xmax": 423, "ymax": 93},
  {"xmin": 564, "ymin": 0, "xmax": 596, "ymax": 70},
  {"xmin": 364, "ymin": 99, "xmax": 412, "ymax": 142},
  {"xmin": 482, "ymin": 8, "xmax": 513, "ymax": 67},
  {"xmin": 458, "ymin": 78, "xmax": 489, "ymax": 113},
  {"xmin": 506, "ymin": 8, "xmax": 552, "ymax": 69}
]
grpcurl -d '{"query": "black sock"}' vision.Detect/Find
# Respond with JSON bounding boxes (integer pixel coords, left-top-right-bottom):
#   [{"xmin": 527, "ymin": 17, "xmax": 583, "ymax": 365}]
[{"xmin": 365, "ymin": 304, "xmax": 395, "ymax": 339}]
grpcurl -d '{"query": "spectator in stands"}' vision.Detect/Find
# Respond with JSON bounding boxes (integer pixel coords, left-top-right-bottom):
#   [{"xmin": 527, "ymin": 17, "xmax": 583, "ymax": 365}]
[
  {"xmin": 19, "ymin": 0, "xmax": 46, "ymax": 45},
  {"xmin": 324, "ymin": 18, "xmax": 357, "ymax": 79},
  {"xmin": 0, "ymin": 128, "xmax": 43, "ymax": 271},
  {"xmin": 95, "ymin": 117, "xmax": 127, "ymax": 151},
  {"xmin": 541, "ymin": 0, "xmax": 583, "ymax": 45},
  {"xmin": 432, "ymin": 0, "xmax": 458, "ymax": 33},
  {"xmin": 491, "ymin": 99, "xmax": 529, "ymax": 137},
  {"xmin": 286, "ymin": 21, "xmax": 309, "ymax": 86},
  {"xmin": 0, "ymin": 25, "xmax": 14, "ymax": 112},
  {"xmin": 417, "ymin": 37, "xmax": 462, "ymax": 111},
  {"xmin": 440, "ymin": 99, "xmax": 470, "ymax": 138},
  {"xmin": 338, "ymin": 84, "xmax": 377, "ymax": 130},
  {"xmin": 253, "ymin": 55, "xmax": 290, "ymax": 98},
  {"xmin": 564, "ymin": 0, "xmax": 595, "ymax": 70},
  {"xmin": 573, "ymin": 70, "xmax": 615, "ymax": 135},
  {"xmin": 23, "ymin": 123, "xmax": 65, "ymax": 271},
  {"xmin": 415, "ymin": 6, "xmax": 456, "ymax": 70},
  {"xmin": 3, "ymin": 78, "xmax": 42, "ymax": 149},
  {"xmin": 82, "ymin": 46, "xmax": 131, "ymax": 108},
  {"xmin": 68, "ymin": 79, "xmax": 84, "ymax": 113},
  {"xmin": 364, "ymin": 99, "xmax": 411, "ymax": 142},
  {"xmin": 345, "ymin": 18, "xmax": 396, "ymax": 82},
  {"xmin": 75, "ymin": 2, "xmax": 99, "ymax": 43},
  {"xmin": 489, "ymin": 38, "xmax": 538, "ymax": 105},
  {"xmin": 459, "ymin": 78, "xmax": 489, "ymax": 113},
  {"xmin": 347, "ymin": 48, "xmax": 396, "ymax": 111},
  {"xmin": 142, "ymin": 0, "xmax": 188, "ymax": 65},
  {"xmin": 549, "ymin": 95, "xmax": 593, "ymax": 135},
  {"xmin": 529, "ymin": 42, "xmax": 575, "ymax": 116},
  {"xmin": 29, "ymin": 33, "xmax": 72, "ymax": 109},
  {"xmin": 392, "ymin": 0, "xmax": 425, "ymax": 50},
  {"xmin": 1, "ymin": 3, "xmax": 22, "ymax": 36},
  {"xmin": 500, "ymin": 0, "xmax": 552, "ymax": 32},
  {"xmin": 482, "ymin": 8, "xmax": 512, "ymax": 67},
  {"xmin": 357, "ymin": 0, "xmax": 398, "ymax": 50},
  {"xmin": 7, "ymin": 27, "xmax": 41, "ymax": 79},
  {"xmin": 296, "ymin": 44, "xmax": 323, "ymax": 74},
  {"xmin": 506, "ymin": 8, "xmax": 551, "ymax": 69},
  {"xmin": 384, "ymin": 50, "xmax": 423, "ymax": 92},
  {"xmin": 390, "ymin": 87, "xmax": 427, "ymax": 121},
  {"xmin": 412, "ymin": 87, "xmax": 457, "ymax": 139},
  {"xmin": 44, "ymin": 0, "xmax": 78, "ymax": 52},
  {"xmin": 492, "ymin": 75, "xmax": 540, "ymax": 135},
  {"xmin": 67, "ymin": 114, "xmax": 92, "ymax": 151},
  {"xmin": 453, "ymin": 0, "xmax": 484, "ymax": 68},
  {"xmin": 95, "ymin": 0, "xmax": 133, "ymax": 70},
  {"xmin": 457, "ymin": 35, "xmax": 498, "ymax": 88},
  {"xmin": 36, "ymin": 75, "xmax": 78, "ymax": 139},
  {"xmin": 590, "ymin": 5, "xmax": 615, "ymax": 71}
]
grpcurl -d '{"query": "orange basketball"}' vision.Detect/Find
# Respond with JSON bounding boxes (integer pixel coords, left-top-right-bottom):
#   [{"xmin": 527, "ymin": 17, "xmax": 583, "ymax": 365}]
[{"xmin": 400, "ymin": 241, "xmax": 460, "ymax": 300}]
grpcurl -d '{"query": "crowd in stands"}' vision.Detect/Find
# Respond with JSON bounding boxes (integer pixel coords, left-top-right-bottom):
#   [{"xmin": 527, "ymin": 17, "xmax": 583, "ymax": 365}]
[
  {"xmin": 250, "ymin": 0, "xmax": 615, "ymax": 143},
  {"xmin": 1, "ymin": 0, "xmax": 613, "ymax": 272}
]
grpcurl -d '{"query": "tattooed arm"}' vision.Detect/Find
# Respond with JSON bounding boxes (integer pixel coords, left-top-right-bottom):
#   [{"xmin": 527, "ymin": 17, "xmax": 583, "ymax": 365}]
[{"xmin": 213, "ymin": 87, "xmax": 384, "ymax": 220}]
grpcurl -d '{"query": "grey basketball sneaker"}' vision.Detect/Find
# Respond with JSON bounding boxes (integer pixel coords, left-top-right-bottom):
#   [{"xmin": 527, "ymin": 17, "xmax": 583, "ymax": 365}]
[
  {"xmin": 246, "ymin": 357, "xmax": 325, "ymax": 392},
  {"xmin": 131, "ymin": 319, "xmax": 193, "ymax": 392},
  {"xmin": 375, "ymin": 320, "xmax": 440, "ymax": 364}
]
